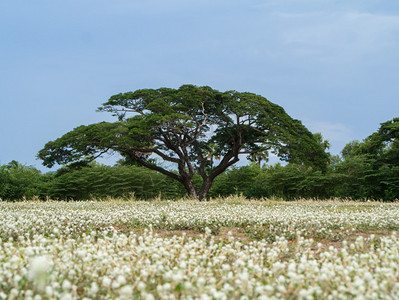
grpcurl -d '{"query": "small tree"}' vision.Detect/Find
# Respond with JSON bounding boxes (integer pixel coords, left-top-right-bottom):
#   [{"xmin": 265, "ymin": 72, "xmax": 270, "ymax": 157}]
[
  {"xmin": 0, "ymin": 161, "xmax": 43, "ymax": 200},
  {"xmin": 38, "ymin": 85, "xmax": 328, "ymax": 200}
]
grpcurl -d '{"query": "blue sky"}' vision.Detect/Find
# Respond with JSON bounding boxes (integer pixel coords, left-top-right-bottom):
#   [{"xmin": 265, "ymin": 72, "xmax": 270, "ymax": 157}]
[{"xmin": 1, "ymin": 0, "xmax": 398, "ymax": 171}]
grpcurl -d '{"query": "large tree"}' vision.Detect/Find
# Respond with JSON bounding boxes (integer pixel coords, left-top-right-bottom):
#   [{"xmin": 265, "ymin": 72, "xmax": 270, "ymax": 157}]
[
  {"xmin": 358, "ymin": 117, "xmax": 399, "ymax": 164},
  {"xmin": 38, "ymin": 85, "xmax": 329, "ymax": 200},
  {"xmin": 337, "ymin": 117, "xmax": 399, "ymax": 200}
]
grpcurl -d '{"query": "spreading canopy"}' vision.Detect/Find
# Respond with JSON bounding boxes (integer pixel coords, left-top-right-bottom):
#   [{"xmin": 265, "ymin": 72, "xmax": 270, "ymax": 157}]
[
  {"xmin": 38, "ymin": 85, "xmax": 329, "ymax": 200},
  {"xmin": 359, "ymin": 117, "xmax": 399, "ymax": 163}
]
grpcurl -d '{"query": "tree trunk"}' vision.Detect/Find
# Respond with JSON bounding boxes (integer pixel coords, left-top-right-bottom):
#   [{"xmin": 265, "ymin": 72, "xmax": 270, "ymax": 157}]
[
  {"xmin": 198, "ymin": 178, "xmax": 213, "ymax": 201},
  {"xmin": 181, "ymin": 178, "xmax": 198, "ymax": 200},
  {"xmin": 180, "ymin": 177, "xmax": 213, "ymax": 201}
]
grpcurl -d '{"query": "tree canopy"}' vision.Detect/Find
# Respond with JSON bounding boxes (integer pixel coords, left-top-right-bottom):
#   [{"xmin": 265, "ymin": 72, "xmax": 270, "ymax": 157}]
[
  {"xmin": 357, "ymin": 117, "xmax": 399, "ymax": 164},
  {"xmin": 338, "ymin": 117, "xmax": 399, "ymax": 200},
  {"xmin": 0, "ymin": 161, "xmax": 44, "ymax": 201},
  {"xmin": 38, "ymin": 85, "xmax": 329, "ymax": 200}
]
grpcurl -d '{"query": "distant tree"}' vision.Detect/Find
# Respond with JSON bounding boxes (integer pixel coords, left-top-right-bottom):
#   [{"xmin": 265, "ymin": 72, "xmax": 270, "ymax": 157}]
[
  {"xmin": 248, "ymin": 150, "xmax": 269, "ymax": 166},
  {"xmin": 210, "ymin": 165, "xmax": 264, "ymax": 198},
  {"xmin": 358, "ymin": 117, "xmax": 399, "ymax": 164},
  {"xmin": 253, "ymin": 164, "xmax": 302, "ymax": 199},
  {"xmin": 358, "ymin": 117, "xmax": 399, "ymax": 200},
  {"xmin": 6, "ymin": 160, "xmax": 20, "ymax": 169},
  {"xmin": 48, "ymin": 164, "xmax": 184, "ymax": 200},
  {"xmin": 38, "ymin": 85, "xmax": 329, "ymax": 201},
  {"xmin": 202, "ymin": 142, "xmax": 221, "ymax": 169},
  {"xmin": 0, "ymin": 161, "xmax": 43, "ymax": 200},
  {"xmin": 0, "ymin": 165, "xmax": 11, "ymax": 199},
  {"xmin": 335, "ymin": 118, "xmax": 399, "ymax": 200},
  {"xmin": 341, "ymin": 140, "xmax": 362, "ymax": 160}
]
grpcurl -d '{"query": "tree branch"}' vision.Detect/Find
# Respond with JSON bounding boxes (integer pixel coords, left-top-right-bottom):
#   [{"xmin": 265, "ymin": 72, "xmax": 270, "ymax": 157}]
[
  {"xmin": 192, "ymin": 141, "xmax": 208, "ymax": 179},
  {"xmin": 187, "ymin": 102, "xmax": 208, "ymax": 135},
  {"xmin": 117, "ymin": 143, "xmax": 180, "ymax": 164},
  {"xmin": 239, "ymin": 149, "xmax": 269, "ymax": 155},
  {"xmin": 122, "ymin": 150, "xmax": 182, "ymax": 182},
  {"xmin": 209, "ymin": 144, "xmax": 241, "ymax": 180}
]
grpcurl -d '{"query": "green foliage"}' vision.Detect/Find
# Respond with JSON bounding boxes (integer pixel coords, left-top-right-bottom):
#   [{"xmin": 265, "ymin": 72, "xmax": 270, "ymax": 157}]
[
  {"xmin": 3, "ymin": 117, "xmax": 398, "ymax": 201},
  {"xmin": 210, "ymin": 163, "xmax": 332, "ymax": 200},
  {"xmin": 210, "ymin": 164, "xmax": 264, "ymax": 198},
  {"xmin": 0, "ymin": 166, "xmax": 11, "ymax": 199},
  {"xmin": 38, "ymin": 85, "xmax": 329, "ymax": 200},
  {"xmin": 48, "ymin": 164, "xmax": 185, "ymax": 200},
  {"xmin": 334, "ymin": 117, "xmax": 399, "ymax": 200},
  {"xmin": 341, "ymin": 140, "xmax": 362, "ymax": 160},
  {"xmin": 0, "ymin": 161, "xmax": 44, "ymax": 201},
  {"xmin": 331, "ymin": 155, "xmax": 374, "ymax": 199},
  {"xmin": 255, "ymin": 164, "xmax": 303, "ymax": 199}
]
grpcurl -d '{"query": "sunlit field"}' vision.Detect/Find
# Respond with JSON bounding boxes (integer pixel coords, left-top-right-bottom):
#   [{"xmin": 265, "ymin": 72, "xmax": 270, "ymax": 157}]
[{"xmin": 1, "ymin": 197, "xmax": 399, "ymax": 299}]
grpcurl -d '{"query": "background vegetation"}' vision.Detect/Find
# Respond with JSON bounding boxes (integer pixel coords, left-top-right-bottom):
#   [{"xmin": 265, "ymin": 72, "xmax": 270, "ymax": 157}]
[
  {"xmin": 1, "ymin": 149, "xmax": 397, "ymax": 201},
  {"xmin": 1, "ymin": 117, "xmax": 397, "ymax": 201}
]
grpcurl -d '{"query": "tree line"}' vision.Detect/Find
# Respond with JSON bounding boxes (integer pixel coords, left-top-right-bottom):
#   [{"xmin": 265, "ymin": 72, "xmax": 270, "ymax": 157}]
[
  {"xmin": 2, "ymin": 85, "xmax": 397, "ymax": 201},
  {"xmin": 1, "ymin": 116, "xmax": 398, "ymax": 201}
]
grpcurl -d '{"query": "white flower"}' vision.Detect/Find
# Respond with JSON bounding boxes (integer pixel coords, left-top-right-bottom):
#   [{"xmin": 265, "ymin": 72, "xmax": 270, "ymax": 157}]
[
  {"xmin": 277, "ymin": 275, "xmax": 286, "ymax": 283},
  {"xmin": 239, "ymin": 271, "xmax": 249, "ymax": 283},
  {"xmin": 62, "ymin": 279, "xmax": 72, "ymax": 290},
  {"xmin": 119, "ymin": 285, "xmax": 133, "ymax": 299},
  {"xmin": 137, "ymin": 281, "xmax": 146, "ymax": 291},
  {"xmin": 89, "ymin": 282, "xmax": 99, "ymax": 296},
  {"xmin": 9, "ymin": 289, "xmax": 19, "ymax": 297},
  {"xmin": 45, "ymin": 286, "xmax": 53, "ymax": 297},
  {"xmin": 13, "ymin": 274, "xmax": 22, "ymax": 285},
  {"xmin": 28, "ymin": 256, "xmax": 50, "ymax": 289},
  {"xmin": 117, "ymin": 275, "xmax": 127, "ymax": 285},
  {"xmin": 143, "ymin": 293, "xmax": 155, "ymax": 300},
  {"xmin": 25, "ymin": 247, "xmax": 35, "ymax": 257},
  {"xmin": 172, "ymin": 271, "xmax": 184, "ymax": 283},
  {"xmin": 197, "ymin": 277, "xmax": 206, "ymax": 286},
  {"xmin": 102, "ymin": 276, "xmax": 111, "ymax": 288},
  {"xmin": 60, "ymin": 293, "xmax": 72, "ymax": 300},
  {"xmin": 200, "ymin": 294, "xmax": 212, "ymax": 300},
  {"xmin": 76, "ymin": 250, "xmax": 86, "ymax": 259},
  {"xmin": 112, "ymin": 280, "xmax": 121, "ymax": 289}
]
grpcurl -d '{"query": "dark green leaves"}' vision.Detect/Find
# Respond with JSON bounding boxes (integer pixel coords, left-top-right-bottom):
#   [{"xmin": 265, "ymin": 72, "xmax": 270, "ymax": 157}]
[{"xmin": 39, "ymin": 85, "xmax": 329, "ymax": 200}]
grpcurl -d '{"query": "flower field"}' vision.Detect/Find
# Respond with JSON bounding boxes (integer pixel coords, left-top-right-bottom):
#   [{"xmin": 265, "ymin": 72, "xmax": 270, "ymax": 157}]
[{"xmin": 1, "ymin": 198, "xmax": 399, "ymax": 299}]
